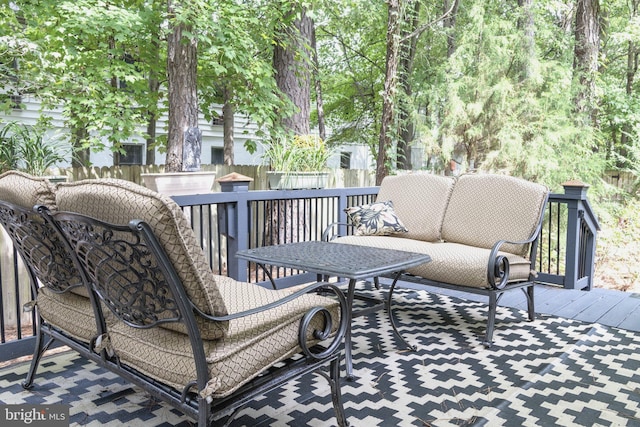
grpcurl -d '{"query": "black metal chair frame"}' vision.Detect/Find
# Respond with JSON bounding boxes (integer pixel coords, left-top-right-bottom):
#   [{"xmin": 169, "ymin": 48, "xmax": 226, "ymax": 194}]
[
  {"xmin": 1, "ymin": 199, "xmax": 350, "ymax": 426},
  {"xmin": 0, "ymin": 200, "xmax": 107, "ymax": 388},
  {"xmin": 322, "ymin": 193, "xmax": 549, "ymax": 348},
  {"xmin": 49, "ymin": 208, "xmax": 350, "ymax": 426}
]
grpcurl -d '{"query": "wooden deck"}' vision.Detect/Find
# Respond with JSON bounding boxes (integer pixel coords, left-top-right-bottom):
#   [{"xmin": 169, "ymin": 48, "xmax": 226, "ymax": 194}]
[{"xmin": 394, "ymin": 279, "xmax": 640, "ymax": 332}]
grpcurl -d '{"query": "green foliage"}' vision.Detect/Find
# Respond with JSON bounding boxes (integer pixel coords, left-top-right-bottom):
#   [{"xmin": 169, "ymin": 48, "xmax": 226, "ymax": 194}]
[
  {"xmin": 397, "ymin": 0, "xmax": 615, "ymax": 194},
  {"xmin": 0, "ymin": 119, "xmax": 72, "ymax": 175},
  {"xmin": 197, "ymin": 0, "xmax": 289, "ymax": 139},
  {"xmin": 1, "ymin": 0, "xmax": 162, "ymax": 155},
  {"xmin": 262, "ymin": 134, "xmax": 332, "ymax": 172},
  {"xmin": 0, "ymin": 121, "xmax": 19, "ymax": 172},
  {"xmin": 0, "ymin": 0, "xmax": 638, "ymax": 206},
  {"xmin": 313, "ymin": 0, "xmax": 388, "ymax": 152}
]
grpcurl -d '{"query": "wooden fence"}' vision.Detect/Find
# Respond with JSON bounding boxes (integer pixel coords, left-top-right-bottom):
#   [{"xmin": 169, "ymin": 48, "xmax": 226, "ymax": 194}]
[
  {"xmin": 54, "ymin": 165, "xmax": 377, "ymax": 190},
  {"xmin": 55, "ymin": 166, "xmax": 636, "ymax": 194},
  {"xmin": 603, "ymin": 170, "xmax": 638, "ymax": 195}
]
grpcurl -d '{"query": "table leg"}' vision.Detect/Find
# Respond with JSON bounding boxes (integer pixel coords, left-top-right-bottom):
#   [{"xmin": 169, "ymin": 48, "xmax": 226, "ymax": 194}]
[
  {"xmin": 344, "ymin": 278, "xmax": 357, "ymax": 381},
  {"xmin": 254, "ymin": 262, "xmax": 278, "ymax": 290},
  {"xmin": 387, "ymin": 272, "xmax": 417, "ymax": 351}
]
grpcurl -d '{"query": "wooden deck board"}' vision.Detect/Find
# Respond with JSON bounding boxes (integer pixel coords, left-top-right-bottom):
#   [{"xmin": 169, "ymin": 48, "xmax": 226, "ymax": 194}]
[
  {"xmin": 597, "ymin": 294, "xmax": 640, "ymax": 329},
  {"xmin": 552, "ymin": 291, "xmax": 618, "ymax": 319},
  {"xmin": 533, "ymin": 288, "xmax": 587, "ymax": 314},
  {"xmin": 618, "ymin": 295, "xmax": 640, "ymax": 330},
  {"xmin": 394, "ymin": 278, "xmax": 640, "ymax": 332},
  {"xmin": 571, "ymin": 291, "xmax": 630, "ymax": 323}
]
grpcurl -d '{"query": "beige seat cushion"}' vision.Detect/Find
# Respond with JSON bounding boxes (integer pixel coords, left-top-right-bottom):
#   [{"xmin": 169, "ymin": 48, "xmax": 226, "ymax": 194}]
[
  {"xmin": 376, "ymin": 174, "xmax": 455, "ymax": 242},
  {"xmin": 106, "ymin": 278, "xmax": 340, "ymax": 398},
  {"xmin": 36, "ymin": 287, "xmax": 97, "ymax": 343},
  {"xmin": 55, "ymin": 178, "xmax": 229, "ymax": 339},
  {"xmin": 441, "ymin": 174, "xmax": 548, "ymax": 256},
  {"xmin": 334, "ymin": 236, "xmax": 531, "ymax": 288}
]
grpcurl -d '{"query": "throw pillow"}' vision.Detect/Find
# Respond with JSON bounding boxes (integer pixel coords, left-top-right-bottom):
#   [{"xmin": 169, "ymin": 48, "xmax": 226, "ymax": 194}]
[{"xmin": 344, "ymin": 200, "xmax": 408, "ymax": 236}]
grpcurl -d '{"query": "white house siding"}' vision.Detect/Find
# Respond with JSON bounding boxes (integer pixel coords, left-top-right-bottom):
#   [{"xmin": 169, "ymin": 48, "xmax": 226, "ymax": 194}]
[{"xmin": 2, "ymin": 96, "xmax": 373, "ymax": 169}]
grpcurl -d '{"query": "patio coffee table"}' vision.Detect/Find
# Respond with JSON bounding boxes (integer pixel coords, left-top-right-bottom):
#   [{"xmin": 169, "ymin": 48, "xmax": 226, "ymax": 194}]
[{"xmin": 236, "ymin": 241, "xmax": 431, "ymax": 380}]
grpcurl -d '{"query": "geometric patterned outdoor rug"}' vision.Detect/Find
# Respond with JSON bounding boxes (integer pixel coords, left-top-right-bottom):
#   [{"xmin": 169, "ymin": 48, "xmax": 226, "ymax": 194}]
[{"xmin": 1, "ymin": 285, "xmax": 639, "ymax": 426}]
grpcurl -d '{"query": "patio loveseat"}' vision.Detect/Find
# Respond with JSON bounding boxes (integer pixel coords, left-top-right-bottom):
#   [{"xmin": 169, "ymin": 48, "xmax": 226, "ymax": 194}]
[
  {"xmin": 324, "ymin": 173, "xmax": 549, "ymax": 347},
  {"xmin": 0, "ymin": 172, "xmax": 349, "ymax": 426}
]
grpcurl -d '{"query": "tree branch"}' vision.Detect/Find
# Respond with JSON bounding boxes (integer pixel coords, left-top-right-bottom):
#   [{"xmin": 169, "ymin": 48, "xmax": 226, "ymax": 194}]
[{"xmin": 400, "ymin": 1, "xmax": 458, "ymax": 43}]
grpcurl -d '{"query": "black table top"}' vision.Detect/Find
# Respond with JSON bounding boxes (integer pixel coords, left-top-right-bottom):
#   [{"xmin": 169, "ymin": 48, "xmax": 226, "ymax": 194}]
[{"xmin": 236, "ymin": 241, "xmax": 430, "ymax": 280}]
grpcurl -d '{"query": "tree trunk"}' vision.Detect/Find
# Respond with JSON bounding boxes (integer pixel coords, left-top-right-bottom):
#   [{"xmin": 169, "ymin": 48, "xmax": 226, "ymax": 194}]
[
  {"xmin": 377, "ymin": 0, "xmax": 401, "ymax": 185},
  {"xmin": 517, "ymin": 0, "xmax": 536, "ymax": 82},
  {"xmin": 166, "ymin": 0, "xmax": 199, "ymax": 172},
  {"xmin": 311, "ymin": 23, "xmax": 326, "ymax": 141},
  {"xmin": 269, "ymin": 6, "xmax": 314, "ymax": 245},
  {"xmin": 397, "ymin": 0, "xmax": 420, "ymax": 170},
  {"xmin": 223, "ymin": 86, "xmax": 235, "ymax": 166},
  {"xmin": 146, "ymin": 112, "xmax": 157, "ymax": 166},
  {"xmin": 273, "ymin": 6, "xmax": 312, "ymax": 136},
  {"xmin": 146, "ymin": 38, "xmax": 160, "ymax": 166},
  {"xmin": 439, "ymin": 0, "xmax": 459, "ymax": 174},
  {"xmin": 443, "ymin": 0, "xmax": 460, "ymax": 58},
  {"xmin": 620, "ymin": 0, "xmax": 638, "ymax": 159},
  {"xmin": 573, "ymin": 0, "xmax": 601, "ymax": 124},
  {"xmin": 71, "ymin": 124, "xmax": 90, "ymax": 168}
]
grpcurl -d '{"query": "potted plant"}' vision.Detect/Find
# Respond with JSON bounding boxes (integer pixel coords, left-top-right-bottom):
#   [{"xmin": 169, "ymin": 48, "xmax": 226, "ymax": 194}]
[
  {"xmin": 263, "ymin": 134, "xmax": 332, "ymax": 189},
  {"xmin": 0, "ymin": 120, "xmax": 70, "ymax": 181}
]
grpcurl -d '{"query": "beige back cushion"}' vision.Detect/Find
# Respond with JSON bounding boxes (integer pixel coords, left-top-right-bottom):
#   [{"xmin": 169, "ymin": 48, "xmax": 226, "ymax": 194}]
[
  {"xmin": 376, "ymin": 174, "xmax": 455, "ymax": 242},
  {"xmin": 0, "ymin": 170, "xmax": 57, "ymax": 208},
  {"xmin": 0, "ymin": 171, "xmax": 90, "ymax": 299},
  {"xmin": 441, "ymin": 174, "xmax": 548, "ymax": 256},
  {"xmin": 55, "ymin": 179, "xmax": 229, "ymax": 336}
]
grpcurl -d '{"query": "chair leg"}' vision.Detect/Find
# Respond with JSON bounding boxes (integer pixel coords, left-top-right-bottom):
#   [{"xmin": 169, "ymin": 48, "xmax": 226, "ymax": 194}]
[
  {"xmin": 22, "ymin": 326, "xmax": 54, "ymax": 389},
  {"xmin": 483, "ymin": 292, "xmax": 499, "ymax": 348},
  {"xmin": 198, "ymin": 395, "xmax": 210, "ymax": 427},
  {"xmin": 524, "ymin": 284, "xmax": 535, "ymax": 321},
  {"xmin": 329, "ymin": 357, "xmax": 349, "ymax": 427}
]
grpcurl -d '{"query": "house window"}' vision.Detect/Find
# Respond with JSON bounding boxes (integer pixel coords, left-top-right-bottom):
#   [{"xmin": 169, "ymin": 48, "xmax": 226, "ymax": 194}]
[
  {"xmin": 340, "ymin": 152, "xmax": 351, "ymax": 169},
  {"xmin": 120, "ymin": 144, "xmax": 143, "ymax": 165},
  {"xmin": 212, "ymin": 114, "xmax": 224, "ymax": 126},
  {"xmin": 211, "ymin": 147, "xmax": 224, "ymax": 164},
  {"xmin": 10, "ymin": 94, "xmax": 22, "ymax": 110}
]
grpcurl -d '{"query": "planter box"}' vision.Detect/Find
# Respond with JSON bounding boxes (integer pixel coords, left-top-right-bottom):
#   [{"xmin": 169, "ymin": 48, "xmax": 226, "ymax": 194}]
[
  {"xmin": 140, "ymin": 171, "xmax": 216, "ymax": 196},
  {"xmin": 267, "ymin": 171, "xmax": 329, "ymax": 190}
]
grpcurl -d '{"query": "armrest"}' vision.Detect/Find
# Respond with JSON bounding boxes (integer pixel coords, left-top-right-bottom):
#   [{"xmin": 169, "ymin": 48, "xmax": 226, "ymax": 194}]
[
  {"xmin": 192, "ymin": 281, "xmax": 349, "ymax": 359},
  {"xmin": 487, "ymin": 222, "xmax": 543, "ymax": 290},
  {"xmin": 322, "ymin": 221, "xmax": 355, "ymax": 242}
]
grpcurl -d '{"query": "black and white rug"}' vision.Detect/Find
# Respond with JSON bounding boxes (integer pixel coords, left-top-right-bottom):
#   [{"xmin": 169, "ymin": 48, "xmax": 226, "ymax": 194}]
[{"xmin": 1, "ymin": 286, "xmax": 639, "ymax": 426}]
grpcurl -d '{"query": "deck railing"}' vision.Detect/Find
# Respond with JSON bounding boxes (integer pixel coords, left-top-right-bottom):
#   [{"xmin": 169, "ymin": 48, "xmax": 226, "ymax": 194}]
[{"xmin": 0, "ymin": 179, "xmax": 599, "ymax": 362}]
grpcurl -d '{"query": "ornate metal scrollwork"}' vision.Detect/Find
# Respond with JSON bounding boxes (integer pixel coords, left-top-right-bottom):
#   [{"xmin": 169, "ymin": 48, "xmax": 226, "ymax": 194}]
[
  {"xmin": 0, "ymin": 202, "xmax": 81, "ymax": 294},
  {"xmin": 54, "ymin": 216, "xmax": 181, "ymax": 329},
  {"xmin": 492, "ymin": 255, "xmax": 510, "ymax": 290},
  {"xmin": 297, "ymin": 283, "xmax": 348, "ymax": 360}
]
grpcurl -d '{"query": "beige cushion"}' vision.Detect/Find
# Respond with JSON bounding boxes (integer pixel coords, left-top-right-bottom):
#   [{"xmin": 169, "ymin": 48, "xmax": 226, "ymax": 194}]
[
  {"xmin": 106, "ymin": 278, "xmax": 340, "ymax": 398},
  {"xmin": 376, "ymin": 174, "xmax": 455, "ymax": 242},
  {"xmin": 55, "ymin": 178, "xmax": 230, "ymax": 339},
  {"xmin": 0, "ymin": 172, "xmax": 90, "ymax": 300},
  {"xmin": 334, "ymin": 236, "xmax": 531, "ymax": 288},
  {"xmin": 0, "ymin": 170, "xmax": 57, "ymax": 209},
  {"xmin": 36, "ymin": 287, "xmax": 97, "ymax": 343},
  {"xmin": 441, "ymin": 174, "xmax": 548, "ymax": 256}
]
